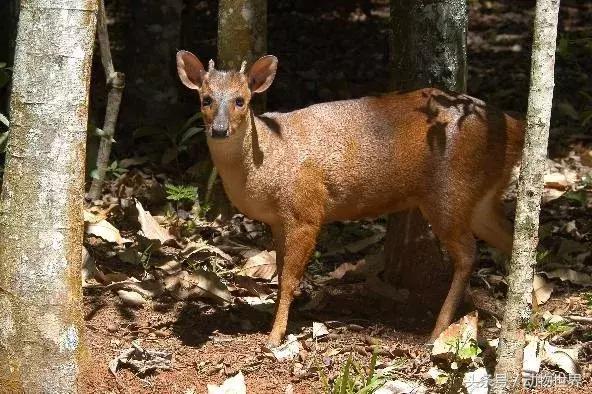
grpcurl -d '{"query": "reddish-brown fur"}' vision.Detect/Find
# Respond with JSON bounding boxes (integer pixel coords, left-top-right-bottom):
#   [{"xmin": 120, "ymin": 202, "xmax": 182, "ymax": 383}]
[{"xmin": 176, "ymin": 51, "xmax": 525, "ymax": 346}]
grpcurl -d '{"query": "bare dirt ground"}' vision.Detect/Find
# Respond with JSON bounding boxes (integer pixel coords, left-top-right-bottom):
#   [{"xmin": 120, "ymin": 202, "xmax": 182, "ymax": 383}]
[{"xmin": 79, "ymin": 1, "xmax": 592, "ymax": 393}]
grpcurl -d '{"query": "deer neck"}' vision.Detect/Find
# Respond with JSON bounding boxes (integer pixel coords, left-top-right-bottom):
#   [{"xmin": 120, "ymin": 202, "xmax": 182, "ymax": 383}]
[{"xmin": 206, "ymin": 109, "xmax": 266, "ymax": 186}]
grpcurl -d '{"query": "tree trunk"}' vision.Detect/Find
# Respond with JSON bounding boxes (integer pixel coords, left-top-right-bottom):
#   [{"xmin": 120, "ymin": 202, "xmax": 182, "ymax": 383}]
[
  {"xmin": 385, "ymin": 0, "xmax": 467, "ymax": 311},
  {"xmin": 210, "ymin": 0, "xmax": 267, "ymax": 219},
  {"xmin": 87, "ymin": 0, "xmax": 125, "ymax": 201},
  {"xmin": 217, "ymin": 0, "xmax": 267, "ymax": 70},
  {"xmin": 494, "ymin": 1, "xmax": 560, "ymax": 392},
  {"xmin": 0, "ymin": 1, "xmax": 97, "ymax": 392}
]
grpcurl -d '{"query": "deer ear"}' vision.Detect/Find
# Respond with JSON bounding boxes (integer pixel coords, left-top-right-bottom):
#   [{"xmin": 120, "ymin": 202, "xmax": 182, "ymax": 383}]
[
  {"xmin": 248, "ymin": 55, "xmax": 278, "ymax": 94},
  {"xmin": 177, "ymin": 50, "xmax": 206, "ymax": 90}
]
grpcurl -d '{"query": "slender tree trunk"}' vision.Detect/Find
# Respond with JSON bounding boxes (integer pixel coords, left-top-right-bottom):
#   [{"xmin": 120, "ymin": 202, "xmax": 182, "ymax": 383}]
[
  {"xmin": 385, "ymin": 0, "xmax": 467, "ymax": 309},
  {"xmin": 494, "ymin": 1, "xmax": 560, "ymax": 392},
  {"xmin": 87, "ymin": 0, "xmax": 125, "ymax": 201},
  {"xmin": 0, "ymin": 1, "xmax": 97, "ymax": 392},
  {"xmin": 210, "ymin": 0, "xmax": 267, "ymax": 218}
]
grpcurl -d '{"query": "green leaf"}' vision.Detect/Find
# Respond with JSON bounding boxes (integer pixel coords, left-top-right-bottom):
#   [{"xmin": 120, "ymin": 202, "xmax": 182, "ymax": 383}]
[
  {"xmin": 165, "ymin": 184, "xmax": 198, "ymax": 202},
  {"xmin": 180, "ymin": 126, "xmax": 203, "ymax": 145},
  {"xmin": 90, "ymin": 169, "xmax": 100, "ymax": 179},
  {"xmin": 556, "ymin": 101, "xmax": 579, "ymax": 121},
  {"xmin": 564, "ymin": 190, "xmax": 587, "ymax": 205},
  {"xmin": 580, "ymin": 110, "xmax": 592, "ymax": 127},
  {"xmin": 0, "ymin": 113, "xmax": 9, "ymax": 127},
  {"xmin": 179, "ymin": 112, "xmax": 203, "ymax": 133}
]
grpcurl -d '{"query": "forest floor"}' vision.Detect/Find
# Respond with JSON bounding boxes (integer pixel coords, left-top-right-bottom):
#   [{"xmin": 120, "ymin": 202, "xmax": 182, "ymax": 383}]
[{"xmin": 79, "ymin": 1, "xmax": 592, "ymax": 393}]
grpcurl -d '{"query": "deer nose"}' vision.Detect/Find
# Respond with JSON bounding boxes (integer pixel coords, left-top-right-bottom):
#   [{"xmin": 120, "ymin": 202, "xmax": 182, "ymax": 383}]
[{"xmin": 211, "ymin": 125, "xmax": 229, "ymax": 138}]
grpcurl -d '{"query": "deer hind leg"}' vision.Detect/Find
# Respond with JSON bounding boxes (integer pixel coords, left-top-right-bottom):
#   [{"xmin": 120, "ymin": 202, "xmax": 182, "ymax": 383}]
[
  {"xmin": 268, "ymin": 221, "xmax": 320, "ymax": 347},
  {"xmin": 470, "ymin": 187, "xmax": 514, "ymax": 256},
  {"xmin": 419, "ymin": 204, "xmax": 477, "ymax": 341}
]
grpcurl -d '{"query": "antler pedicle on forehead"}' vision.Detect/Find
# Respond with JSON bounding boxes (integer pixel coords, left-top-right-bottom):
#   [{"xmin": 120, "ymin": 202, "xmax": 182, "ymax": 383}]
[
  {"xmin": 208, "ymin": 59, "xmax": 215, "ymax": 71},
  {"xmin": 239, "ymin": 60, "xmax": 247, "ymax": 73}
]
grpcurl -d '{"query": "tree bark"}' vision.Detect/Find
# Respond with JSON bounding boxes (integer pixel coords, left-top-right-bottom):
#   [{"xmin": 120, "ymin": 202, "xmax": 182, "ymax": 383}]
[
  {"xmin": 211, "ymin": 0, "xmax": 267, "ymax": 219},
  {"xmin": 0, "ymin": 1, "xmax": 97, "ymax": 392},
  {"xmin": 218, "ymin": 0, "xmax": 267, "ymax": 113},
  {"xmin": 494, "ymin": 1, "xmax": 560, "ymax": 392},
  {"xmin": 385, "ymin": 0, "xmax": 467, "ymax": 309}
]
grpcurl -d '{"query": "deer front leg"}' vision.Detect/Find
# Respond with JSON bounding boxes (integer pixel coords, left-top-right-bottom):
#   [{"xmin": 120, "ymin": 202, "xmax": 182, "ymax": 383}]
[{"xmin": 268, "ymin": 222, "xmax": 320, "ymax": 347}]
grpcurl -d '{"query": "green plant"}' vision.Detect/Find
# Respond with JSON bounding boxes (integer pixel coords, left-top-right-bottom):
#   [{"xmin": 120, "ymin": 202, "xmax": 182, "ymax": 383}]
[
  {"xmin": 165, "ymin": 184, "xmax": 198, "ymax": 203},
  {"xmin": 90, "ymin": 160, "xmax": 127, "ymax": 180},
  {"xmin": 545, "ymin": 320, "xmax": 573, "ymax": 334},
  {"xmin": 320, "ymin": 352, "xmax": 386, "ymax": 394},
  {"xmin": 563, "ymin": 190, "xmax": 587, "ymax": 206},
  {"xmin": 585, "ymin": 292, "xmax": 592, "ymax": 308}
]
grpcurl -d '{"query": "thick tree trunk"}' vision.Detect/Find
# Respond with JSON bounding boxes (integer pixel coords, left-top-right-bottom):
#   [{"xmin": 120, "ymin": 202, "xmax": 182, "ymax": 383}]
[
  {"xmin": 385, "ymin": 0, "xmax": 467, "ymax": 310},
  {"xmin": 211, "ymin": 0, "xmax": 267, "ymax": 219},
  {"xmin": 0, "ymin": 1, "xmax": 97, "ymax": 392},
  {"xmin": 494, "ymin": 1, "xmax": 560, "ymax": 392},
  {"xmin": 218, "ymin": 0, "xmax": 267, "ymax": 112}
]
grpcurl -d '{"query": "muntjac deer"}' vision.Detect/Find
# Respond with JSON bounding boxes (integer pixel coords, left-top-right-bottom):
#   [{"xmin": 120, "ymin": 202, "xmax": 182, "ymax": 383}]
[{"xmin": 176, "ymin": 51, "xmax": 525, "ymax": 347}]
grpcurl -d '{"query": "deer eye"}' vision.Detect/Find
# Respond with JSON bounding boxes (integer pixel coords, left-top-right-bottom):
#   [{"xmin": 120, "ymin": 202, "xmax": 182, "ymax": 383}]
[
  {"xmin": 202, "ymin": 96, "xmax": 212, "ymax": 106},
  {"xmin": 235, "ymin": 97, "xmax": 245, "ymax": 107}
]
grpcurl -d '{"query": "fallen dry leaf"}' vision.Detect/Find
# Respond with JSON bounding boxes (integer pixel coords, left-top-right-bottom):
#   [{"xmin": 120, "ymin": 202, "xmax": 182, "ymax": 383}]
[
  {"xmin": 135, "ymin": 199, "xmax": 174, "ymax": 244},
  {"xmin": 542, "ymin": 268, "xmax": 592, "ymax": 287},
  {"xmin": 237, "ymin": 249, "xmax": 277, "ymax": 281},
  {"xmin": 109, "ymin": 340, "xmax": 171, "ymax": 375},
  {"xmin": 163, "ymin": 269, "xmax": 231, "ymax": 303},
  {"xmin": 533, "ymin": 274, "xmax": 554, "ymax": 305},
  {"xmin": 522, "ymin": 337, "xmax": 580, "ymax": 377},
  {"xmin": 207, "ymin": 371, "xmax": 247, "ymax": 394},
  {"xmin": 544, "ymin": 172, "xmax": 570, "ymax": 190},
  {"xmin": 85, "ymin": 218, "xmax": 130, "ymax": 245},
  {"xmin": 542, "ymin": 188, "xmax": 566, "ymax": 203},
  {"xmin": 312, "ymin": 322, "xmax": 329, "ymax": 339},
  {"xmin": 542, "ymin": 341, "xmax": 580, "ymax": 375},
  {"xmin": 329, "ymin": 260, "xmax": 368, "ymax": 280},
  {"xmin": 265, "ymin": 334, "xmax": 300, "ymax": 361},
  {"xmin": 117, "ymin": 289, "xmax": 148, "ymax": 306},
  {"xmin": 431, "ymin": 311, "xmax": 479, "ymax": 363}
]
